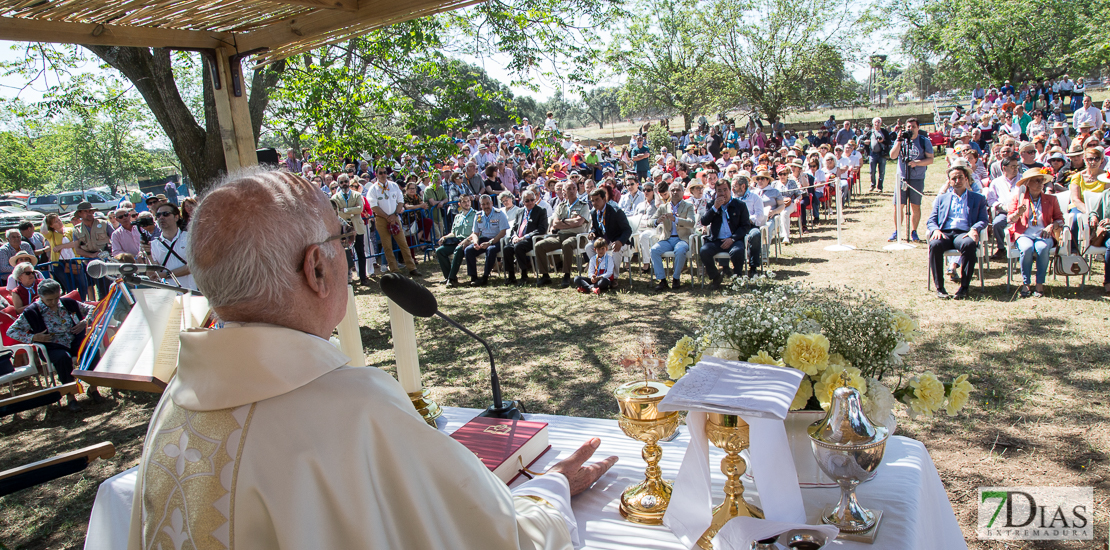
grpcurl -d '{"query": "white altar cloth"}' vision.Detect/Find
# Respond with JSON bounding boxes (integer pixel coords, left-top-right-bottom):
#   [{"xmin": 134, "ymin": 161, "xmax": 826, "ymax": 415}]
[{"xmin": 85, "ymin": 407, "xmax": 967, "ymax": 550}]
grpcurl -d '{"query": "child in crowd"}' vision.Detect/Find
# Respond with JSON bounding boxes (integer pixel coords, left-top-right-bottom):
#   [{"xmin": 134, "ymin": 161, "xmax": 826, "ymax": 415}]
[{"xmin": 575, "ymin": 238, "xmax": 616, "ymax": 294}]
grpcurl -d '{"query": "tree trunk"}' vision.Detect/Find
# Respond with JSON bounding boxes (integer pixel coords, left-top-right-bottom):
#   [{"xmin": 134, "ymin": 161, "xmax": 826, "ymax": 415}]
[
  {"xmin": 682, "ymin": 111, "xmax": 692, "ymax": 131},
  {"xmin": 84, "ymin": 46, "xmax": 224, "ymax": 194},
  {"xmin": 83, "ymin": 46, "xmax": 282, "ymax": 196},
  {"xmin": 249, "ymin": 59, "xmax": 287, "ymax": 144}
]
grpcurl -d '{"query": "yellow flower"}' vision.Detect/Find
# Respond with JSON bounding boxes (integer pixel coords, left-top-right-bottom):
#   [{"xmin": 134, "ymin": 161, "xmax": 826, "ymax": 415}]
[
  {"xmin": 781, "ymin": 333, "xmax": 830, "ymax": 376},
  {"xmin": 747, "ymin": 350, "xmax": 784, "ymax": 367},
  {"xmin": 827, "ymin": 353, "xmax": 851, "ymax": 370},
  {"xmin": 891, "ymin": 311, "xmax": 921, "ymax": 343},
  {"xmin": 908, "ymin": 372, "xmax": 945, "ymax": 416},
  {"xmin": 791, "ymin": 378, "xmax": 813, "ymax": 410},
  {"xmin": 813, "ymin": 363, "xmax": 866, "ymax": 408},
  {"xmin": 666, "ymin": 336, "xmax": 699, "ymax": 380},
  {"xmin": 946, "ymin": 374, "xmax": 974, "ymax": 416}
]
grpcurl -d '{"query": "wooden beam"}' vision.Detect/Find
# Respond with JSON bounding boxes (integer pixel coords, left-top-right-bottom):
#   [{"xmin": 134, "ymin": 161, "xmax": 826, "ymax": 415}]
[
  {"xmin": 0, "ymin": 16, "xmax": 233, "ymax": 50},
  {"xmin": 236, "ymin": 0, "xmax": 453, "ymax": 53},
  {"xmin": 219, "ymin": 47, "xmax": 259, "ymax": 170},
  {"xmin": 211, "ymin": 49, "xmax": 243, "ymax": 173},
  {"xmin": 72, "ymin": 371, "xmax": 168, "ymax": 393},
  {"xmin": 263, "ymin": 0, "xmax": 359, "ymax": 12}
]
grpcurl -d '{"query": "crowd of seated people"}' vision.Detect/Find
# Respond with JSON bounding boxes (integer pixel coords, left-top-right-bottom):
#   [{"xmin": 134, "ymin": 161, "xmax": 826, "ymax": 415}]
[{"xmin": 268, "ymin": 91, "xmax": 1108, "ymax": 296}]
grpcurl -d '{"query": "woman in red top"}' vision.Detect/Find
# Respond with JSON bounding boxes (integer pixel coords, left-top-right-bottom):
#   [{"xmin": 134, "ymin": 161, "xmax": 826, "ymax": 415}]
[
  {"xmin": 10, "ymin": 261, "xmax": 43, "ymax": 313},
  {"xmin": 1007, "ymin": 169, "xmax": 1064, "ymax": 297}
]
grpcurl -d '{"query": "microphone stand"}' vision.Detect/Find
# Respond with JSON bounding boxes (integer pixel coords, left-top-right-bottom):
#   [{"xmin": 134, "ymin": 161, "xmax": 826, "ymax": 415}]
[
  {"xmin": 434, "ymin": 311, "xmax": 521, "ymax": 419},
  {"xmin": 121, "ymin": 274, "xmax": 200, "ymax": 295}
]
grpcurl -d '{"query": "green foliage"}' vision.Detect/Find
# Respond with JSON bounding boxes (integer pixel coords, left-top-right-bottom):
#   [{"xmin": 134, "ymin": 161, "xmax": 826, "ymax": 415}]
[
  {"xmin": 702, "ymin": 0, "xmax": 866, "ymax": 123},
  {"xmin": 0, "ymin": 131, "xmax": 52, "ymax": 193},
  {"xmin": 579, "ymin": 87, "xmax": 621, "ymax": 129},
  {"xmin": 646, "ymin": 124, "xmax": 672, "ymax": 156},
  {"xmin": 890, "ymin": 0, "xmax": 1110, "ymax": 87},
  {"xmin": 608, "ymin": 0, "xmax": 723, "ymax": 130},
  {"xmin": 0, "ymin": 46, "xmax": 173, "ymax": 193}
]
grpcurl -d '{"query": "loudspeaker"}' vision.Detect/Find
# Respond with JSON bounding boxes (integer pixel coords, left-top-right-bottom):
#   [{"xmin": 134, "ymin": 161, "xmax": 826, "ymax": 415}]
[{"xmin": 256, "ymin": 148, "xmax": 280, "ymax": 166}]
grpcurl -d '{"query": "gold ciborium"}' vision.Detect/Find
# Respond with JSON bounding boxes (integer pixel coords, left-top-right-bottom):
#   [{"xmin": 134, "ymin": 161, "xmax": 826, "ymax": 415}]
[
  {"xmin": 696, "ymin": 413, "xmax": 764, "ymax": 550},
  {"xmin": 614, "ymin": 380, "xmax": 679, "ymax": 525}
]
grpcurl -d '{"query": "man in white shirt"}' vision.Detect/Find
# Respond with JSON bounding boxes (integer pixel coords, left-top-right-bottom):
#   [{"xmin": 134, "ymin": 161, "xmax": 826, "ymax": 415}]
[
  {"xmin": 985, "ymin": 153, "xmax": 1021, "ymax": 258},
  {"xmin": 368, "ymin": 169, "xmax": 422, "ymax": 277},
  {"xmin": 618, "ymin": 177, "xmax": 644, "ymax": 214},
  {"xmin": 128, "ymin": 170, "xmax": 616, "ymax": 550},
  {"xmin": 1073, "ymin": 95, "xmax": 1104, "ymax": 131},
  {"xmin": 521, "ymin": 118, "xmax": 534, "ymax": 140},
  {"xmin": 544, "ymin": 111, "xmax": 559, "ymax": 132}
]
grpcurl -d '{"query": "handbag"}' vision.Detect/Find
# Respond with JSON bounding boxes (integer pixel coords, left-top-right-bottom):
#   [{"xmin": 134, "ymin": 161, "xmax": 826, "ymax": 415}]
[
  {"xmin": 1089, "ymin": 224, "xmax": 1109, "ymax": 249},
  {"xmin": 1052, "ymin": 248, "xmax": 1089, "ymax": 277}
]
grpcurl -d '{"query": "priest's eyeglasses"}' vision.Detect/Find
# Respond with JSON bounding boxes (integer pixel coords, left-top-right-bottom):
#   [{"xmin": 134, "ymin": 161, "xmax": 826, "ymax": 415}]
[{"xmin": 316, "ymin": 221, "xmax": 355, "ymax": 249}]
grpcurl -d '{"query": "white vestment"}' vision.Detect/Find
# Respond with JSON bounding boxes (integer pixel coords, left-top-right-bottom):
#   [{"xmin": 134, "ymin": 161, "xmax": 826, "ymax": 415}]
[{"xmin": 127, "ymin": 324, "xmax": 576, "ymax": 550}]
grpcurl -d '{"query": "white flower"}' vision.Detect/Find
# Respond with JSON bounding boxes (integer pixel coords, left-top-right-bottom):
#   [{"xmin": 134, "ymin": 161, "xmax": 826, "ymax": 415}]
[{"xmin": 862, "ymin": 378, "xmax": 897, "ymax": 425}]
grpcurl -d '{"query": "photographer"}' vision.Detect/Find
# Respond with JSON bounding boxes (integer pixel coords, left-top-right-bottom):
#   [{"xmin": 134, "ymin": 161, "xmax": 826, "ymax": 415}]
[
  {"xmin": 889, "ymin": 118, "xmax": 934, "ymax": 242},
  {"xmin": 860, "ymin": 117, "xmax": 891, "ymax": 192}
]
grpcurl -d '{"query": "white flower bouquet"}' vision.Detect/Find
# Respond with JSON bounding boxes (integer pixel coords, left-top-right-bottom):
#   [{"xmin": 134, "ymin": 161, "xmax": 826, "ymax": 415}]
[{"xmin": 667, "ymin": 278, "xmax": 973, "ymax": 423}]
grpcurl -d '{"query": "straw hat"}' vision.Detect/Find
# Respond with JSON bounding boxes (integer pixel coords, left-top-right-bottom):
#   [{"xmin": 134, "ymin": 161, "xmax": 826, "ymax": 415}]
[
  {"xmin": 8, "ymin": 251, "xmax": 36, "ymax": 267},
  {"xmin": 753, "ymin": 170, "xmax": 773, "ymax": 181},
  {"xmin": 947, "ymin": 158, "xmax": 973, "ymax": 180},
  {"xmin": 1051, "ymin": 121, "xmax": 1066, "ymax": 130},
  {"xmin": 1015, "ymin": 168, "xmax": 1051, "ymax": 187}
]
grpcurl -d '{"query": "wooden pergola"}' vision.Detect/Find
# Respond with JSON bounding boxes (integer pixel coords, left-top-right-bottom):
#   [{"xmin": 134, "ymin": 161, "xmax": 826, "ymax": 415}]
[{"xmin": 0, "ymin": 0, "xmax": 483, "ymax": 171}]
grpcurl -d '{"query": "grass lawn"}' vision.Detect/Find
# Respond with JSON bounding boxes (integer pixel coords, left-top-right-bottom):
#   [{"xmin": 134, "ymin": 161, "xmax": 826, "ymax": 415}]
[{"xmin": 1, "ymin": 162, "xmax": 1107, "ymax": 549}]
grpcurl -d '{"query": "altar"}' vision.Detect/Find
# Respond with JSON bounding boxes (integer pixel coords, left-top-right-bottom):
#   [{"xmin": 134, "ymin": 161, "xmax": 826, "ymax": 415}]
[{"xmin": 85, "ymin": 407, "xmax": 966, "ymax": 549}]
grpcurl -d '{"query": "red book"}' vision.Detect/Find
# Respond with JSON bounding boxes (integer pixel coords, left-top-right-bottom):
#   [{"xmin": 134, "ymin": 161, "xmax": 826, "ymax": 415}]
[{"xmin": 450, "ymin": 417, "xmax": 551, "ymax": 484}]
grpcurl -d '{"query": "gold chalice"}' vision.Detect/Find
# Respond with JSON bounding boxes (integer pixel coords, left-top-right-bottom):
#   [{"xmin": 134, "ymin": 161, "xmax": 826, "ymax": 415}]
[
  {"xmin": 614, "ymin": 380, "xmax": 679, "ymax": 525},
  {"xmin": 696, "ymin": 413, "xmax": 763, "ymax": 550}
]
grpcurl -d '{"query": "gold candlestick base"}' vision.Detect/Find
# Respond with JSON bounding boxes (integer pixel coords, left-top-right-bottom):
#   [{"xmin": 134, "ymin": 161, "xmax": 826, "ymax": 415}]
[
  {"xmin": 697, "ymin": 414, "xmax": 763, "ymax": 550},
  {"xmin": 408, "ymin": 389, "xmax": 442, "ymax": 427}
]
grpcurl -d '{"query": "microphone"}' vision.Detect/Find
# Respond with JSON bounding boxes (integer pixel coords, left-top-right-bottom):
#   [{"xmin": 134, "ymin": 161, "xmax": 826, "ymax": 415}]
[
  {"xmin": 379, "ymin": 273, "xmax": 522, "ymax": 419},
  {"xmin": 87, "ymin": 260, "xmax": 166, "ymax": 279}
]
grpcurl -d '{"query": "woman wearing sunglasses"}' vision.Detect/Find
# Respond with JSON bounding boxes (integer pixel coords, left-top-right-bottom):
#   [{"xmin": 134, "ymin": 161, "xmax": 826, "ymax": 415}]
[{"xmin": 150, "ymin": 203, "xmax": 196, "ymax": 290}]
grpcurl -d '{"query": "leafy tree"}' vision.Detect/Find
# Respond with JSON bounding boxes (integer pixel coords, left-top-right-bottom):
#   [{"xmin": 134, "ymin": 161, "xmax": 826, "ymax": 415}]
[
  {"xmin": 0, "ymin": 131, "xmax": 53, "ymax": 193},
  {"xmin": 579, "ymin": 87, "xmax": 621, "ymax": 129},
  {"xmin": 702, "ymin": 0, "xmax": 866, "ymax": 124},
  {"xmin": 888, "ymin": 0, "xmax": 1110, "ymax": 87},
  {"xmin": 607, "ymin": 0, "xmax": 722, "ymax": 131}
]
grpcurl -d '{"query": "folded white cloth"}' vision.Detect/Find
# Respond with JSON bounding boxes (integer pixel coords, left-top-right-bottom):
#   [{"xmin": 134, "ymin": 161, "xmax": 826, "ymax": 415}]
[
  {"xmin": 658, "ymin": 357, "xmax": 807, "ymax": 549},
  {"xmin": 716, "ymin": 516, "xmax": 838, "ymax": 549}
]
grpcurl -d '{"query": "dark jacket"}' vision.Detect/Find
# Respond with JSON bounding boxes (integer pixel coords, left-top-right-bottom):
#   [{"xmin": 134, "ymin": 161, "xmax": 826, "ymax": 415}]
[
  {"xmin": 859, "ymin": 127, "xmax": 892, "ymax": 157},
  {"xmin": 700, "ymin": 198, "xmax": 753, "ymax": 242},
  {"xmin": 511, "ymin": 205, "xmax": 549, "ymax": 242},
  {"xmin": 590, "ymin": 204, "xmax": 633, "ymax": 245}
]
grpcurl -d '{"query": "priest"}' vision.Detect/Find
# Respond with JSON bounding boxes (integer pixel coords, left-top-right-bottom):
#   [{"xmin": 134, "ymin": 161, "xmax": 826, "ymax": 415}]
[{"xmin": 126, "ymin": 169, "xmax": 616, "ymax": 550}]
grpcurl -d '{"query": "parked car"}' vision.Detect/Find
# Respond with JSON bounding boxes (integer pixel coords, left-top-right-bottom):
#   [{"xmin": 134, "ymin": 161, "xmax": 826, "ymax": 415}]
[
  {"xmin": 0, "ymin": 199, "xmax": 28, "ymax": 209},
  {"xmin": 27, "ymin": 190, "xmax": 117, "ymax": 214},
  {"xmin": 27, "ymin": 194, "xmax": 59, "ymax": 214},
  {"xmin": 0, "ymin": 206, "xmax": 46, "ymax": 232}
]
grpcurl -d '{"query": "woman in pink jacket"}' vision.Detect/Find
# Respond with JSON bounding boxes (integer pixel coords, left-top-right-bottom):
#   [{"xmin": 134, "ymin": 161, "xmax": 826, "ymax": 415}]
[{"xmin": 1007, "ymin": 169, "xmax": 1064, "ymax": 297}]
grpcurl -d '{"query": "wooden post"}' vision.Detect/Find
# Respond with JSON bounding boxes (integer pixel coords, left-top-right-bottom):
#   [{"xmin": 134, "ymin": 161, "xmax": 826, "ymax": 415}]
[{"xmin": 212, "ymin": 48, "xmax": 259, "ymax": 172}]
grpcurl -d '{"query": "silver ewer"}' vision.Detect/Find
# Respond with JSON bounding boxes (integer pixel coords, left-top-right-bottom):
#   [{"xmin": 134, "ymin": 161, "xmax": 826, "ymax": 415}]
[{"xmin": 808, "ymin": 381, "xmax": 888, "ymax": 534}]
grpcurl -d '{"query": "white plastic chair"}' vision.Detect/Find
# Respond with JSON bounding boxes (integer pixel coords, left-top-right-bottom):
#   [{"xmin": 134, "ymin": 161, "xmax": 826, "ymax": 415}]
[
  {"xmin": 926, "ymin": 246, "xmax": 986, "ymax": 291},
  {"xmin": 527, "ymin": 234, "xmax": 563, "ymax": 286},
  {"xmin": 1004, "ymin": 228, "xmax": 1069, "ymax": 291},
  {"xmin": 1078, "ymin": 220, "xmax": 1107, "ymax": 287}
]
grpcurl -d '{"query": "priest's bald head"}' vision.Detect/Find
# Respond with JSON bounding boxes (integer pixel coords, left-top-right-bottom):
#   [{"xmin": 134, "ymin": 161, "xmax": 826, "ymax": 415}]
[{"xmin": 188, "ymin": 168, "xmax": 349, "ymax": 338}]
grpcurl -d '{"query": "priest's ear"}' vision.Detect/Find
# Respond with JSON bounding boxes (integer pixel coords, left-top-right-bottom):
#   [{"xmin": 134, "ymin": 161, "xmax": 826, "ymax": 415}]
[{"xmin": 301, "ymin": 242, "xmax": 340, "ymax": 299}]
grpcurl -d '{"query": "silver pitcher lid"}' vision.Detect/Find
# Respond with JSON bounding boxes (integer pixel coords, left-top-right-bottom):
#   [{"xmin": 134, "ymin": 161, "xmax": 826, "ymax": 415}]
[{"xmin": 808, "ymin": 381, "xmax": 888, "ymax": 446}]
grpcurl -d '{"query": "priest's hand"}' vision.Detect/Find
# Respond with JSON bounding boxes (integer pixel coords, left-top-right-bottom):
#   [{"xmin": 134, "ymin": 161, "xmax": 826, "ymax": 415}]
[{"xmin": 547, "ymin": 437, "xmax": 617, "ymax": 496}]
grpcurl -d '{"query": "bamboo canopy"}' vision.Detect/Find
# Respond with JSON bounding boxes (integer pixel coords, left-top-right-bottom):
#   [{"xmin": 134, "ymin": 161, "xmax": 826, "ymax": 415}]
[{"xmin": 0, "ymin": 0, "xmax": 483, "ymax": 64}]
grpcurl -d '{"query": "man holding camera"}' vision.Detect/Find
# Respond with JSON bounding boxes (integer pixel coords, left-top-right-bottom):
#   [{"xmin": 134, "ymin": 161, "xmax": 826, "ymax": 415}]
[{"xmin": 889, "ymin": 118, "xmax": 934, "ymax": 242}]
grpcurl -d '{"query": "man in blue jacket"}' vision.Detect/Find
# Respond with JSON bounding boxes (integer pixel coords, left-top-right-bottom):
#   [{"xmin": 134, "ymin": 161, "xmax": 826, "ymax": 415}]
[
  {"xmin": 699, "ymin": 167, "xmax": 757, "ymax": 290},
  {"xmin": 926, "ymin": 163, "xmax": 989, "ymax": 299}
]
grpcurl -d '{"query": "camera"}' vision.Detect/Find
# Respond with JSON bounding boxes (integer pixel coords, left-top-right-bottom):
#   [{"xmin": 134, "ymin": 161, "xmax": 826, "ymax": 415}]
[{"xmin": 900, "ymin": 130, "xmax": 913, "ymax": 141}]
